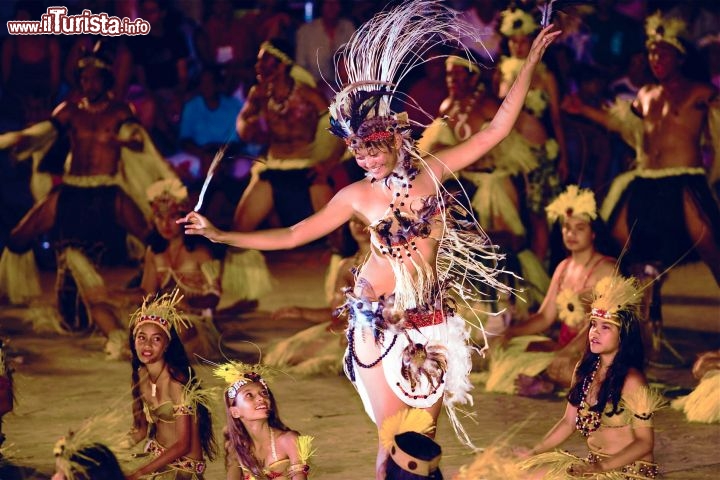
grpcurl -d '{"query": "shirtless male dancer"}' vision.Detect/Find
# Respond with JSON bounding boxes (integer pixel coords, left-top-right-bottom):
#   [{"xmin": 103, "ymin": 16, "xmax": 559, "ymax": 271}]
[
  {"xmin": 564, "ymin": 12, "xmax": 720, "ymax": 284},
  {"xmin": 234, "ymin": 38, "xmax": 345, "ymax": 230},
  {"xmin": 221, "ymin": 38, "xmax": 345, "ymax": 311},
  {"xmin": 1, "ymin": 52, "xmax": 163, "ymax": 353}
]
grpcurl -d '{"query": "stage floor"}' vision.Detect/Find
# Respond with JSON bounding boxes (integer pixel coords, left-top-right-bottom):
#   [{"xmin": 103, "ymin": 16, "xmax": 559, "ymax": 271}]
[{"xmin": 1, "ymin": 246, "xmax": 718, "ymax": 479}]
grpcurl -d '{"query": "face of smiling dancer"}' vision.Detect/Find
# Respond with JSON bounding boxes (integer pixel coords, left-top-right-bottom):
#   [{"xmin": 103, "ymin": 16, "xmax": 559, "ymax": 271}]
[
  {"xmin": 562, "ymin": 216, "xmax": 595, "ymax": 254},
  {"xmin": 134, "ymin": 323, "xmax": 169, "ymax": 365},
  {"xmin": 588, "ymin": 317, "xmax": 620, "ymax": 357},
  {"xmin": 354, "ymin": 143, "xmax": 398, "ymax": 181},
  {"xmin": 229, "ymin": 382, "xmax": 271, "ymax": 421}
]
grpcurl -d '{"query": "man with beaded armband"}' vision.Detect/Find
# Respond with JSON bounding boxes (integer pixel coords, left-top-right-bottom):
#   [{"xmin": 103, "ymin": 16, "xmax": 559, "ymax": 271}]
[
  {"xmin": 515, "ymin": 274, "xmax": 664, "ymax": 479},
  {"xmin": 180, "ymin": 2, "xmax": 561, "ymax": 477}
]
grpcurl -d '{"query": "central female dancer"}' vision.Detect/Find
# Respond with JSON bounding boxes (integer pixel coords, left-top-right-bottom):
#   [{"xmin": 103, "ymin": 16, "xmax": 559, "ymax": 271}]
[{"xmin": 180, "ymin": 2, "xmax": 559, "ymax": 477}]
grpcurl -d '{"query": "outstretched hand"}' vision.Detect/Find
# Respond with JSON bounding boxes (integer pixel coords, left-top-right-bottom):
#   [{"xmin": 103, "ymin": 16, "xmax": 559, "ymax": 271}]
[
  {"xmin": 527, "ymin": 24, "xmax": 562, "ymax": 65},
  {"xmin": 177, "ymin": 212, "xmax": 221, "ymax": 242}
]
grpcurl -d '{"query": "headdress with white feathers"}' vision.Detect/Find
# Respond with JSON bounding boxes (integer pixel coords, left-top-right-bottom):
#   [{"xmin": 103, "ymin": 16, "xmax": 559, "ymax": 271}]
[{"xmin": 328, "ymin": 0, "xmax": 484, "ymax": 147}]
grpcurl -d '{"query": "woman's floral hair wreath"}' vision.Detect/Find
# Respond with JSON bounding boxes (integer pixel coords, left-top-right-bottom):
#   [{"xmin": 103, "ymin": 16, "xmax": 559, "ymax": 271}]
[
  {"xmin": 546, "ymin": 185, "xmax": 597, "ymax": 223},
  {"xmin": 500, "ymin": 8, "xmax": 538, "ymax": 37},
  {"xmin": 147, "ymin": 178, "xmax": 189, "ymax": 217}
]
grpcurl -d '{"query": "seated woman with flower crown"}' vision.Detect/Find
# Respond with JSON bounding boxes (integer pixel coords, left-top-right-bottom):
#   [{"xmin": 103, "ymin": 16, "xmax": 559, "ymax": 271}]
[
  {"xmin": 486, "ymin": 186, "xmax": 615, "ymax": 396},
  {"xmin": 140, "ymin": 179, "xmax": 222, "ymax": 361},
  {"xmin": 514, "ymin": 274, "xmax": 663, "ymax": 480},
  {"xmin": 214, "ymin": 361, "xmax": 314, "ymax": 479}
]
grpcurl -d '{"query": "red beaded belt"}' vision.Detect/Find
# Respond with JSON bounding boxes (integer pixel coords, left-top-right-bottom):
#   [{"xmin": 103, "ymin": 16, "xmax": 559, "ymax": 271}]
[
  {"xmin": 405, "ymin": 310, "xmax": 444, "ymax": 328},
  {"xmin": 146, "ymin": 439, "xmax": 206, "ymax": 474}
]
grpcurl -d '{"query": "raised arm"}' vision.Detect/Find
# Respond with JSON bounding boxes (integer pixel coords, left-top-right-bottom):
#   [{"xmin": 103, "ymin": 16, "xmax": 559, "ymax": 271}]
[
  {"xmin": 431, "ymin": 25, "xmax": 561, "ymax": 178},
  {"xmin": 179, "ymin": 185, "xmax": 357, "ymax": 250}
]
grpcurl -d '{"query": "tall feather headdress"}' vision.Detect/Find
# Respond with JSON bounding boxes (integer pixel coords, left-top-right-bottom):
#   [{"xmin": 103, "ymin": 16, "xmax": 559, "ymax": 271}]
[
  {"xmin": 590, "ymin": 274, "xmax": 642, "ymax": 326},
  {"xmin": 545, "ymin": 185, "xmax": 597, "ymax": 223},
  {"xmin": 645, "ymin": 11, "xmax": 687, "ymax": 54},
  {"xmin": 328, "ymin": 0, "xmax": 484, "ymax": 145}
]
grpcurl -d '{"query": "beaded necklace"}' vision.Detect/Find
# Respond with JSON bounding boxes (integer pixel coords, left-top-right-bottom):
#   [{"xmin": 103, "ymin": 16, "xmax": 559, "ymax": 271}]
[{"xmin": 575, "ymin": 359, "xmax": 602, "ymax": 436}]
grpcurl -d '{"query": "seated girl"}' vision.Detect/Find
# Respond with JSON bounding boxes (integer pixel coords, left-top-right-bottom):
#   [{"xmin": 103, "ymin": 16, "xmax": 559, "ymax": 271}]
[
  {"xmin": 516, "ymin": 274, "xmax": 664, "ymax": 479},
  {"xmin": 214, "ymin": 361, "xmax": 313, "ymax": 479},
  {"xmin": 125, "ymin": 290, "xmax": 217, "ymax": 479}
]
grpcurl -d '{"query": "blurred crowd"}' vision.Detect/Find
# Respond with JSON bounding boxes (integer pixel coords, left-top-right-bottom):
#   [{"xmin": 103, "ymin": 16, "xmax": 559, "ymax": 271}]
[{"xmin": 0, "ymin": 0, "xmax": 717, "ymax": 256}]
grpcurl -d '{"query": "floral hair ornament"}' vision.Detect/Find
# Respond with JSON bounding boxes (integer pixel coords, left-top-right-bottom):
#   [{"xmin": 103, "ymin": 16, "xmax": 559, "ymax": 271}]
[
  {"xmin": 500, "ymin": 8, "xmax": 538, "ymax": 37},
  {"xmin": 545, "ymin": 185, "xmax": 597, "ymax": 223},
  {"xmin": 212, "ymin": 360, "xmax": 274, "ymax": 400},
  {"xmin": 130, "ymin": 289, "xmax": 191, "ymax": 339},
  {"xmin": 645, "ymin": 11, "xmax": 687, "ymax": 55},
  {"xmin": 147, "ymin": 178, "xmax": 189, "ymax": 217},
  {"xmin": 328, "ymin": 0, "xmax": 485, "ymax": 147},
  {"xmin": 590, "ymin": 274, "xmax": 642, "ymax": 326},
  {"xmin": 446, "ymin": 55, "xmax": 480, "ymax": 74}
]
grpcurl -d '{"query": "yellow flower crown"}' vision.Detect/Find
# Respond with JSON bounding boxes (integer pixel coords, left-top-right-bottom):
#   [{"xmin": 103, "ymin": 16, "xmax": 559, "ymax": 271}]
[
  {"xmin": 590, "ymin": 275, "xmax": 642, "ymax": 326},
  {"xmin": 500, "ymin": 8, "xmax": 538, "ymax": 37},
  {"xmin": 213, "ymin": 361, "xmax": 275, "ymax": 400},
  {"xmin": 446, "ymin": 55, "xmax": 480, "ymax": 74},
  {"xmin": 546, "ymin": 185, "xmax": 598, "ymax": 223},
  {"xmin": 645, "ymin": 11, "xmax": 687, "ymax": 54},
  {"xmin": 130, "ymin": 289, "xmax": 191, "ymax": 339}
]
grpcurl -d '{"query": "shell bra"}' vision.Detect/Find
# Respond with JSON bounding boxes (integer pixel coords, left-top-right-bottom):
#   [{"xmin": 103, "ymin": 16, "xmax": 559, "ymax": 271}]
[
  {"xmin": 575, "ymin": 361, "xmax": 661, "ymax": 437},
  {"xmin": 352, "ymin": 164, "xmax": 514, "ymax": 314}
]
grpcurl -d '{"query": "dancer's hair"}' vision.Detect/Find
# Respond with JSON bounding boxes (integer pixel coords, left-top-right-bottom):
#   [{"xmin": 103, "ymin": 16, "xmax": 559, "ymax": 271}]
[
  {"xmin": 567, "ymin": 308, "xmax": 646, "ymax": 415},
  {"xmin": 129, "ymin": 325, "xmax": 217, "ymax": 460},
  {"xmin": 224, "ymin": 382, "xmax": 295, "ymax": 479}
]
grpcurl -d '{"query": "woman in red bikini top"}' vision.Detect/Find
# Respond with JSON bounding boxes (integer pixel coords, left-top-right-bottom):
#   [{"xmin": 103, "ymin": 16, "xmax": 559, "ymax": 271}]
[{"xmin": 503, "ymin": 185, "xmax": 617, "ymax": 347}]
